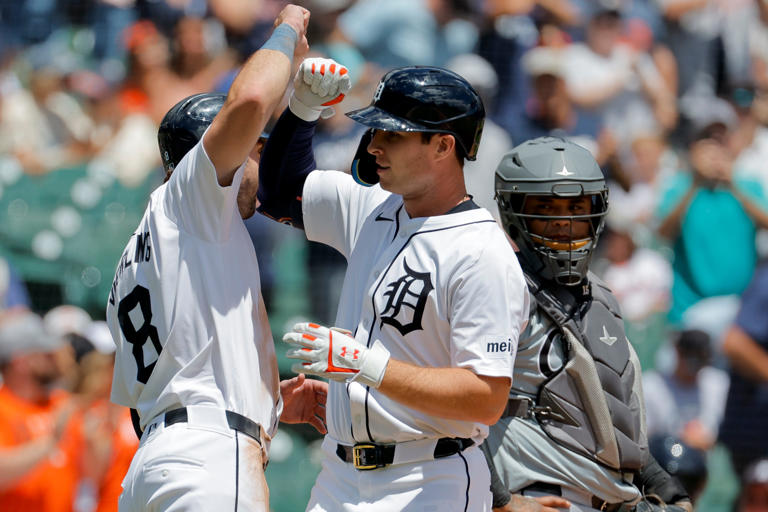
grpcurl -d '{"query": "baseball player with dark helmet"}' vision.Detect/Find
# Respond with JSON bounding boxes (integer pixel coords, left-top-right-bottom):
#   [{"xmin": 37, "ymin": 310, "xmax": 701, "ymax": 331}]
[
  {"xmin": 106, "ymin": 7, "xmax": 329, "ymax": 511},
  {"xmin": 485, "ymin": 136, "xmax": 693, "ymax": 512},
  {"xmin": 257, "ymin": 60, "xmax": 528, "ymax": 510}
]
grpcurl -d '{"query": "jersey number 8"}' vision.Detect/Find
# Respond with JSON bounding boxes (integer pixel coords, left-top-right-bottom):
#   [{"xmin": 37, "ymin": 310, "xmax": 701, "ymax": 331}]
[{"xmin": 117, "ymin": 285, "xmax": 163, "ymax": 384}]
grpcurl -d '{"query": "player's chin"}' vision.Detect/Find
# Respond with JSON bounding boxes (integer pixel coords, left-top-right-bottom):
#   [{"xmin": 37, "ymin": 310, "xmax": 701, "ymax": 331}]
[{"xmin": 376, "ymin": 170, "xmax": 395, "ymax": 192}]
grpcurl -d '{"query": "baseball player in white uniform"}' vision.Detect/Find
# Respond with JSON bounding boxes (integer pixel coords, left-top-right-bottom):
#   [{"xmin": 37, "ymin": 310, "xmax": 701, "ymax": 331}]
[
  {"xmin": 106, "ymin": 7, "xmax": 328, "ymax": 511},
  {"xmin": 257, "ymin": 60, "xmax": 529, "ymax": 511}
]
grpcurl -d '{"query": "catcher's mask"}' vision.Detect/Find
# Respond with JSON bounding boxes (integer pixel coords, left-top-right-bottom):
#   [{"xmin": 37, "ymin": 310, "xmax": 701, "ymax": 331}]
[{"xmin": 495, "ymin": 136, "xmax": 608, "ymax": 286}]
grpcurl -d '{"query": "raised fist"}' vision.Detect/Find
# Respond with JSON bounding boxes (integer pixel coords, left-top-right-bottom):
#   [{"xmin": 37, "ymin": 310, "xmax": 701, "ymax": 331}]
[{"xmin": 289, "ymin": 58, "xmax": 351, "ymax": 121}]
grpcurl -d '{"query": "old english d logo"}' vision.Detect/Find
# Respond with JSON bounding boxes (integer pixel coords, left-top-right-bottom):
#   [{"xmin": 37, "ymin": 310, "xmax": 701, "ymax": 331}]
[{"xmin": 380, "ymin": 258, "xmax": 434, "ymax": 335}]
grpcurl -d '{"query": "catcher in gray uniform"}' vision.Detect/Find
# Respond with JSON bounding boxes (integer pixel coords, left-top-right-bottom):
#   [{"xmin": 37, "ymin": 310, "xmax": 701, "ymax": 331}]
[{"xmin": 485, "ymin": 136, "xmax": 693, "ymax": 512}]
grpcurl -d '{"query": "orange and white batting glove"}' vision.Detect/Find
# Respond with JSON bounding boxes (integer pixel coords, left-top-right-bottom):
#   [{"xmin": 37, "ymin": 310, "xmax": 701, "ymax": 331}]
[
  {"xmin": 289, "ymin": 57, "xmax": 351, "ymax": 121},
  {"xmin": 283, "ymin": 322, "xmax": 390, "ymax": 388}
]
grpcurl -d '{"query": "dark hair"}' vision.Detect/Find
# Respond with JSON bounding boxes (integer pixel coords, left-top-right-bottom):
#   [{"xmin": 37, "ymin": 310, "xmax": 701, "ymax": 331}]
[{"xmin": 675, "ymin": 329, "xmax": 712, "ymax": 361}]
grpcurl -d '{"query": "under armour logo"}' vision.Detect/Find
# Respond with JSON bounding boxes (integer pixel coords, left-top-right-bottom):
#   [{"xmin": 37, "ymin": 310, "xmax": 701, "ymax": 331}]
[
  {"xmin": 340, "ymin": 347, "xmax": 359, "ymax": 360},
  {"xmin": 373, "ymin": 81, "xmax": 385, "ymax": 102},
  {"xmin": 599, "ymin": 325, "xmax": 617, "ymax": 346},
  {"xmin": 557, "ymin": 166, "xmax": 574, "ymax": 176},
  {"xmin": 380, "ymin": 258, "xmax": 434, "ymax": 336}
]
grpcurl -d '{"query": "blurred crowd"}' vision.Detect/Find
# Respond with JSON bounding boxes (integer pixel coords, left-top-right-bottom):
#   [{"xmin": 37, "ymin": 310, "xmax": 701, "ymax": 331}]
[
  {"xmin": 2, "ymin": 0, "xmax": 768, "ymax": 511},
  {"xmin": 0, "ymin": 306, "xmax": 136, "ymax": 511}
]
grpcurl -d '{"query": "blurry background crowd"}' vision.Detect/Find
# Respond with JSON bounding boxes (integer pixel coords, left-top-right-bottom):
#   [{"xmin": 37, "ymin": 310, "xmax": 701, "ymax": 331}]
[{"xmin": 1, "ymin": 0, "xmax": 768, "ymax": 511}]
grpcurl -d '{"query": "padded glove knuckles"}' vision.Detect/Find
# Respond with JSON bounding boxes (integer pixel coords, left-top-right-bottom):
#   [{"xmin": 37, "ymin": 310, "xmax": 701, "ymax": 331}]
[{"xmin": 289, "ymin": 58, "xmax": 351, "ymax": 121}]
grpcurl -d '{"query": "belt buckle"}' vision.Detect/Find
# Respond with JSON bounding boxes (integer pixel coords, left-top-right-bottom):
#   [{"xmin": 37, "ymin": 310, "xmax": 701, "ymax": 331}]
[{"xmin": 352, "ymin": 444, "xmax": 379, "ymax": 470}]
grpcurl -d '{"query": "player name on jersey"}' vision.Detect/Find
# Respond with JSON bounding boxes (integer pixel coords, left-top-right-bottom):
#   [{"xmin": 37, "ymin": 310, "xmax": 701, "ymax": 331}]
[{"xmin": 108, "ymin": 231, "xmax": 152, "ymax": 306}]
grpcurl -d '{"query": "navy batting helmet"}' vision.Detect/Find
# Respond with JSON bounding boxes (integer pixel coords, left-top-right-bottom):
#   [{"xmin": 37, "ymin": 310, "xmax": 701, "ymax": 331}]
[
  {"xmin": 347, "ymin": 66, "xmax": 485, "ymax": 186},
  {"xmin": 158, "ymin": 93, "xmax": 226, "ymax": 173}
]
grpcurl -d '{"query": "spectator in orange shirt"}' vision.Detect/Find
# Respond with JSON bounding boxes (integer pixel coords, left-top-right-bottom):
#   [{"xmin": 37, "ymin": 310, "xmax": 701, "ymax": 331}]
[
  {"xmin": 0, "ymin": 311, "xmax": 82, "ymax": 512},
  {"xmin": 75, "ymin": 321, "xmax": 138, "ymax": 512}
]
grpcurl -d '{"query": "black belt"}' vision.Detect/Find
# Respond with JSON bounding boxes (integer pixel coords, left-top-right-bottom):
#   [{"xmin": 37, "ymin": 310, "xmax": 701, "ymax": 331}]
[
  {"xmin": 521, "ymin": 483, "xmax": 623, "ymax": 512},
  {"xmin": 163, "ymin": 407, "xmax": 262, "ymax": 446},
  {"xmin": 336, "ymin": 437, "xmax": 474, "ymax": 470}
]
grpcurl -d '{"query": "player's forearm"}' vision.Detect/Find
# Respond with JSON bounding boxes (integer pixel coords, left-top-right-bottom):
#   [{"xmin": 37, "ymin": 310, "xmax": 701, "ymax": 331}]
[
  {"xmin": 257, "ymin": 109, "xmax": 317, "ymax": 227},
  {"xmin": 722, "ymin": 326, "xmax": 768, "ymax": 382},
  {"xmin": 205, "ymin": 25, "xmax": 298, "ymax": 184},
  {"xmin": 377, "ymin": 360, "xmax": 511, "ymax": 424},
  {"xmin": 0, "ymin": 436, "xmax": 56, "ymax": 489}
]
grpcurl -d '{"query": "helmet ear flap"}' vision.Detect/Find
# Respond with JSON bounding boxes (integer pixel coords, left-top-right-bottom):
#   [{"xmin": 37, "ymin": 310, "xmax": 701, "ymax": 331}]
[{"xmin": 351, "ymin": 129, "xmax": 379, "ymax": 187}]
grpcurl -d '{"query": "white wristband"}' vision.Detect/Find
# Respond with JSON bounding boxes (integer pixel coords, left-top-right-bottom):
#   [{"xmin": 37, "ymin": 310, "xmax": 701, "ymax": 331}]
[
  {"xmin": 353, "ymin": 340, "xmax": 390, "ymax": 388},
  {"xmin": 289, "ymin": 94, "xmax": 322, "ymax": 122}
]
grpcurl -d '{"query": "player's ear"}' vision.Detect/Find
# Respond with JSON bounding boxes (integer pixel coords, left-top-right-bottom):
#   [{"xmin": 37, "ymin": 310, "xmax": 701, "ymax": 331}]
[{"xmin": 434, "ymin": 134, "xmax": 455, "ymax": 161}]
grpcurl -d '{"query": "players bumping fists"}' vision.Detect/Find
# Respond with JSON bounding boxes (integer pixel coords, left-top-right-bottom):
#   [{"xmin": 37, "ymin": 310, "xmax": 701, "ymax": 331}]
[
  {"xmin": 289, "ymin": 57, "xmax": 351, "ymax": 121},
  {"xmin": 283, "ymin": 322, "xmax": 390, "ymax": 388}
]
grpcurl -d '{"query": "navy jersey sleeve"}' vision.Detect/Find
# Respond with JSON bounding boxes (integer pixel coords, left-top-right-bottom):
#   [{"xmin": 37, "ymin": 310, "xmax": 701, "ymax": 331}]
[{"xmin": 257, "ymin": 109, "xmax": 318, "ymax": 229}]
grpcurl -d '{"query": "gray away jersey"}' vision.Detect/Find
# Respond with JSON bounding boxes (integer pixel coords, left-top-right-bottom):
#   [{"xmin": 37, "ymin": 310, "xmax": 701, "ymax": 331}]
[{"xmin": 485, "ymin": 296, "xmax": 642, "ymax": 504}]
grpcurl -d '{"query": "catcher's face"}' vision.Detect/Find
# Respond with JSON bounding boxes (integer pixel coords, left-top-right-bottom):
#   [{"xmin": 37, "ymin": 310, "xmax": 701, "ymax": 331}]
[{"xmin": 523, "ymin": 195, "xmax": 592, "ymax": 248}]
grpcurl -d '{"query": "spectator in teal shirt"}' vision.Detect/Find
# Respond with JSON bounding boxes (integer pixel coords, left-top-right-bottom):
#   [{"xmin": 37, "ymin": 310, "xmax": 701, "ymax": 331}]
[{"xmin": 656, "ymin": 107, "xmax": 768, "ymax": 326}]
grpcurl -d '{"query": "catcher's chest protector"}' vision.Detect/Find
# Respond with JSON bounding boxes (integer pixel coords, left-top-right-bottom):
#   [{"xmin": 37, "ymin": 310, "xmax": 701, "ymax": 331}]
[{"xmin": 527, "ymin": 272, "xmax": 648, "ymax": 471}]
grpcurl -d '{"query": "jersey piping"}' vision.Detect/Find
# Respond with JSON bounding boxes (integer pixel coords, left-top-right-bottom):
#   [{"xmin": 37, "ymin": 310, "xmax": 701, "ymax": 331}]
[{"xmin": 460, "ymin": 451, "xmax": 471, "ymax": 512}]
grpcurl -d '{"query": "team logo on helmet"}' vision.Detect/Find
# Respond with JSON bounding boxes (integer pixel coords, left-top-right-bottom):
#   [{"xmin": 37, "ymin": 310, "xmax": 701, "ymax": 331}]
[
  {"xmin": 373, "ymin": 80, "xmax": 385, "ymax": 102},
  {"xmin": 379, "ymin": 258, "xmax": 433, "ymax": 336}
]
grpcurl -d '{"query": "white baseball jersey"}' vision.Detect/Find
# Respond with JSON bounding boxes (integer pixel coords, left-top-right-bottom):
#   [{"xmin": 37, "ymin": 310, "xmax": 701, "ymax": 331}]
[
  {"xmin": 486, "ymin": 295, "xmax": 642, "ymax": 505},
  {"xmin": 106, "ymin": 138, "xmax": 281, "ymax": 440},
  {"xmin": 302, "ymin": 170, "xmax": 529, "ymax": 445}
]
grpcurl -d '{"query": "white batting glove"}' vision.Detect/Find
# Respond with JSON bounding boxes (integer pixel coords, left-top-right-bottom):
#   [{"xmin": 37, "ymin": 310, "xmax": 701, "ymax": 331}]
[
  {"xmin": 289, "ymin": 58, "xmax": 351, "ymax": 122},
  {"xmin": 283, "ymin": 322, "xmax": 390, "ymax": 388}
]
